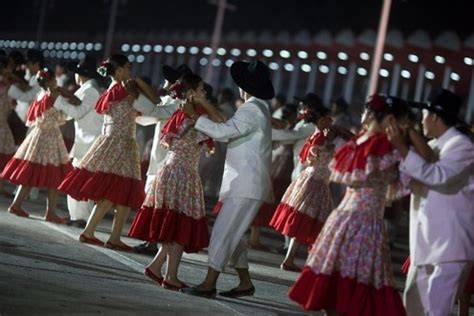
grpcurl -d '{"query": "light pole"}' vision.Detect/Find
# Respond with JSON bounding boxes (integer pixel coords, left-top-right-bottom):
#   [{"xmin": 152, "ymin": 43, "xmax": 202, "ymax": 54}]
[
  {"xmin": 367, "ymin": 0, "xmax": 392, "ymax": 96},
  {"xmin": 35, "ymin": 0, "xmax": 51, "ymax": 47},
  {"xmin": 205, "ymin": 0, "xmax": 236, "ymax": 85}
]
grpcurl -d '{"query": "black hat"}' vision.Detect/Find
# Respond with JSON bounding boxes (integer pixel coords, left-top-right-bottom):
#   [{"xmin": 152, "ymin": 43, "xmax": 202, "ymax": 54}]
[
  {"xmin": 162, "ymin": 64, "xmax": 192, "ymax": 83},
  {"xmin": 411, "ymin": 89, "xmax": 462, "ymax": 122},
  {"xmin": 294, "ymin": 93, "xmax": 324, "ymax": 109},
  {"xmin": 8, "ymin": 50, "xmax": 25, "ymax": 65},
  {"xmin": 25, "ymin": 49, "xmax": 44, "ymax": 65},
  {"xmin": 230, "ymin": 60, "xmax": 275, "ymax": 100},
  {"xmin": 67, "ymin": 55, "xmax": 98, "ymax": 78}
]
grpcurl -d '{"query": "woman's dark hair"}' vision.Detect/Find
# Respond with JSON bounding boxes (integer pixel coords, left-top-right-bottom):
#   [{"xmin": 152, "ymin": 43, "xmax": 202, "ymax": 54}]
[
  {"xmin": 304, "ymin": 106, "xmax": 331, "ymax": 124},
  {"xmin": 181, "ymin": 73, "xmax": 202, "ymax": 93},
  {"xmin": 97, "ymin": 54, "xmax": 129, "ymax": 77},
  {"xmin": 36, "ymin": 68, "xmax": 55, "ymax": 89},
  {"xmin": 365, "ymin": 94, "xmax": 409, "ymax": 123},
  {"xmin": 281, "ymin": 103, "xmax": 298, "ymax": 121}
]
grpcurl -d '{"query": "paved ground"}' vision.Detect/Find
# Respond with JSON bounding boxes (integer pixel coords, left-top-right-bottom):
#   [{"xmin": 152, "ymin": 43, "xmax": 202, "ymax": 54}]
[{"xmin": 0, "ymin": 185, "xmax": 466, "ymax": 315}]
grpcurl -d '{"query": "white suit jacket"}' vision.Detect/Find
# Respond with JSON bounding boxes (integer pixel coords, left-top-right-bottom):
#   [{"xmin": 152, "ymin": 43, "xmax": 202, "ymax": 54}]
[
  {"xmin": 272, "ymin": 120, "xmax": 316, "ymax": 180},
  {"xmin": 8, "ymin": 75, "xmax": 40, "ymax": 122},
  {"xmin": 400, "ymin": 127, "xmax": 474, "ymax": 265},
  {"xmin": 53, "ymin": 79, "xmax": 102, "ymax": 160},
  {"xmin": 133, "ymin": 95, "xmax": 179, "ymax": 176},
  {"xmin": 195, "ymin": 97, "xmax": 273, "ymax": 203}
]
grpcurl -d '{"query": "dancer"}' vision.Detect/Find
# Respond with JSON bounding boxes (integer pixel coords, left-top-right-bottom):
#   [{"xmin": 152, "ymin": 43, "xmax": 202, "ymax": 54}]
[
  {"xmin": 0, "ymin": 56, "xmax": 16, "ymax": 197},
  {"xmin": 128, "ymin": 72, "xmax": 225, "ymax": 290},
  {"xmin": 289, "ymin": 94, "xmax": 410, "ymax": 315},
  {"xmin": 58, "ymin": 54, "xmax": 152, "ymax": 250},
  {"xmin": 270, "ymin": 105, "xmax": 338, "ymax": 271},
  {"xmin": 52, "ymin": 55, "xmax": 103, "ymax": 228},
  {"xmin": 182, "ymin": 60, "xmax": 274, "ymax": 299},
  {"xmin": 1, "ymin": 68, "xmax": 74, "ymax": 222},
  {"xmin": 387, "ymin": 89, "xmax": 474, "ymax": 316}
]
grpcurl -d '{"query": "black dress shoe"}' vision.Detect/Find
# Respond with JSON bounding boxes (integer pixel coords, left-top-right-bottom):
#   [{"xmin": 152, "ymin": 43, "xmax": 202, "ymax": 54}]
[
  {"xmin": 219, "ymin": 286, "xmax": 255, "ymax": 298},
  {"xmin": 134, "ymin": 242, "xmax": 158, "ymax": 256},
  {"xmin": 66, "ymin": 219, "xmax": 87, "ymax": 228},
  {"xmin": 180, "ymin": 286, "xmax": 217, "ymax": 299}
]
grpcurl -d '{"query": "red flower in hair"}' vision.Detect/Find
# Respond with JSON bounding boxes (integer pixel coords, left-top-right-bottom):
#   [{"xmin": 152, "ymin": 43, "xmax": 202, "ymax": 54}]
[
  {"xmin": 37, "ymin": 68, "xmax": 51, "ymax": 81},
  {"xmin": 366, "ymin": 94, "xmax": 386, "ymax": 112},
  {"xmin": 168, "ymin": 81, "xmax": 185, "ymax": 100}
]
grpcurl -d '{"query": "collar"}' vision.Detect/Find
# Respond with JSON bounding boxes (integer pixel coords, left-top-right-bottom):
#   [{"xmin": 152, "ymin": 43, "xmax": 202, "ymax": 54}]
[{"xmin": 434, "ymin": 127, "xmax": 458, "ymax": 148}]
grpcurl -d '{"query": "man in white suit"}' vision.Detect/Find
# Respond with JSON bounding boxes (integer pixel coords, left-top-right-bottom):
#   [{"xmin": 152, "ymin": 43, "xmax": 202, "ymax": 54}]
[
  {"xmin": 182, "ymin": 60, "xmax": 274, "ymax": 299},
  {"xmin": 52, "ymin": 55, "xmax": 103, "ymax": 227},
  {"xmin": 387, "ymin": 89, "xmax": 474, "ymax": 316}
]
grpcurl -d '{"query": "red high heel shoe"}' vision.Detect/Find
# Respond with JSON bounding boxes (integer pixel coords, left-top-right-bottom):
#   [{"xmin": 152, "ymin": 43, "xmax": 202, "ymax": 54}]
[
  {"xmin": 144, "ymin": 267, "xmax": 164, "ymax": 285},
  {"xmin": 8, "ymin": 206, "xmax": 30, "ymax": 218},
  {"xmin": 79, "ymin": 234, "xmax": 104, "ymax": 246},
  {"xmin": 162, "ymin": 280, "xmax": 189, "ymax": 291},
  {"xmin": 280, "ymin": 263, "xmax": 302, "ymax": 272}
]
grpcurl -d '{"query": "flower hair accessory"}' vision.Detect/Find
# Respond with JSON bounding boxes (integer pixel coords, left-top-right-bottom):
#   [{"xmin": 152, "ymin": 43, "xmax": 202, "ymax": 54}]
[
  {"xmin": 37, "ymin": 68, "xmax": 52, "ymax": 81},
  {"xmin": 168, "ymin": 81, "xmax": 185, "ymax": 100},
  {"xmin": 97, "ymin": 61, "xmax": 111, "ymax": 77},
  {"xmin": 365, "ymin": 94, "xmax": 387, "ymax": 112}
]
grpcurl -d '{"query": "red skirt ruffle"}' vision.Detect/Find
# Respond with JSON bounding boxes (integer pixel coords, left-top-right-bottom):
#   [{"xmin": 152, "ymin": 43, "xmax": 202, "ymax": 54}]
[
  {"xmin": 0, "ymin": 153, "xmax": 14, "ymax": 171},
  {"xmin": 58, "ymin": 168, "xmax": 145, "ymax": 209},
  {"xmin": 1, "ymin": 158, "xmax": 73, "ymax": 189},
  {"xmin": 128, "ymin": 206, "xmax": 209, "ymax": 253},
  {"xmin": 269, "ymin": 203, "xmax": 324, "ymax": 245},
  {"xmin": 289, "ymin": 267, "xmax": 406, "ymax": 315}
]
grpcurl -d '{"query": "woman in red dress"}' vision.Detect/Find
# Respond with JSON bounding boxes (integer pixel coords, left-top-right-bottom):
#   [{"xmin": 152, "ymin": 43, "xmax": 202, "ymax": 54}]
[
  {"xmin": 270, "ymin": 105, "xmax": 339, "ymax": 271},
  {"xmin": 59, "ymin": 54, "xmax": 151, "ymax": 250},
  {"xmin": 128, "ymin": 73, "xmax": 225, "ymax": 290},
  {"xmin": 1, "ymin": 68, "xmax": 73, "ymax": 222},
  {"xmin": 289, "ymin": 95, "xmax": 410, "ymax": 315}
]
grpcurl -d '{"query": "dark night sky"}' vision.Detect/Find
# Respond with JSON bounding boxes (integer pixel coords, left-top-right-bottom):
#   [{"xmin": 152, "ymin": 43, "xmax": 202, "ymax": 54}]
[{"xmin": 2, "ymin": 0, "xmax": 473, "ymax": 39}]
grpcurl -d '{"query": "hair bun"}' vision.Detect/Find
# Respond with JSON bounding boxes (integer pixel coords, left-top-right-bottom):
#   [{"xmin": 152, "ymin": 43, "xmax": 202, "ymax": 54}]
[{"xmin": 97, "ymin": 61, "xmax": 113, "ymax": 77}]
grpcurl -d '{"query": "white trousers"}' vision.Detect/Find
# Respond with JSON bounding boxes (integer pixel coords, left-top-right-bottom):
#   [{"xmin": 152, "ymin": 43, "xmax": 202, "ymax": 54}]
[
  {"xmin": 208, "ymin": 197, "xmax": 262, "ymax": 272},
  {"xmin": 403, "ymin": 262, "xmax": 471, "ymax": 316},
  {"xmin": 67, "ymin": 158, "xmax": 93, "ymax": 220},
  {"xmin": 144, "ymin": 175, "xmax": 156, "ymax": 193}
]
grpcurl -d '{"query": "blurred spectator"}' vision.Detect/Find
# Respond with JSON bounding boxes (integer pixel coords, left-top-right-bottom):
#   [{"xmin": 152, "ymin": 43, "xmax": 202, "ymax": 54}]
[
  {"xmin": 331, "ymin": 97, "xmax": 355, "ymax": 130},
  {"xmin": 271, "ymin": 93, "xmax": 287, "ymax": 119},
  {"xmin": 55, "ymin": 62, "xmax": 68, "ymax": 87},
  {"xmin": 217, "ymin": 87, "xmax": 236, "ymax": 119}
]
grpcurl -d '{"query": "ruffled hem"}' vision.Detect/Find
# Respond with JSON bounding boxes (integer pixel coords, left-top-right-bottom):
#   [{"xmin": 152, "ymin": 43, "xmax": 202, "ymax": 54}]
[
  {"xmin": 128, "ymin": 206, "xmax": 209, "ymax": 253},
  {"xmin": 289, "ymin": 268, "xmax": 406, "ymax": 315},
  {"xmin": 58, "ymin": 168, "xmax": 145, "ymax": 209},
  {"xmin": 0, "ymin": 153, "xmax": 14, "ymax": 171},
  {"xmin": 1, "ymin": 158, "xmax": 72, "ymax": 189},
  {"xmin": 270, "ymin": 203, "xmax": 324, "ymax": 245}
]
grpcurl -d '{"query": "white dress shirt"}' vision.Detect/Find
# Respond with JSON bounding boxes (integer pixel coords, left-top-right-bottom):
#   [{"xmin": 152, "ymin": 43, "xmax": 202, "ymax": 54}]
[
  {"xmin": 195, "ymin": 97, "xmax": 273, "ymax": 203},
  {"xmin": 8, "ymin": 75, "xmax": 40, "ymax": 122},
  {"xmin": 53, "ymin": 79, "xmax": 102, "ymax": 160},
  {"xmin": 400, "ymin": 127, "xmax": 474, "ymax": 265}
]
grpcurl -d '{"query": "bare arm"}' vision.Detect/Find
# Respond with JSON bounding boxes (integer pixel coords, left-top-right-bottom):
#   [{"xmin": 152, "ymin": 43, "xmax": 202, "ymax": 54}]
[
  {"xmin": 407, "ymin": 129, "xmax": 437, "ymax": 162},
  {"xmin": 135, "ymin": 77, "xmax": 160, "ymax": 104}
]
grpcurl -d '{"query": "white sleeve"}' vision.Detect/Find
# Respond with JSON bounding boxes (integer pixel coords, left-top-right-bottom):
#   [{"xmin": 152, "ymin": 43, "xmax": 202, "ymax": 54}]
[
  {"xmin": 8, "ymin": 84, "xmax": 40, "ymax": 103},
  {"xmin": 194, "ymin": 106, "xmax": 258, "ymax": 142},
  {"xmin": 399, "ymin": 140, "xmax": 474, "ymax": 186},
  {"xmin": 133, "ymin": 94, "xmax": 176, "ymax": 119},
  {"xmin": 271, "ymin": 125, "xmax": 313, "ymax": 142},
  {"xmin": 53, "ymin": 90, "xmax": 99, "ymax": 119}
]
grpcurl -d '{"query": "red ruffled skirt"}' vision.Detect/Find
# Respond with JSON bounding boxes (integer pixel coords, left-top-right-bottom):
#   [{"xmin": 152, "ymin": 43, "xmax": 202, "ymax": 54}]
[
  {"xmin": 1, "ymin": 158, "xmax": 73, "ymax": 189},
  {"xmin": 270, "ymin": 203, "xmax": 325, "ymax": 245},
  {"xmin": 58, "ymin": 168, "xmax": 145, "ymax": 210},
  {"xmin": 0, "ymin": 153, "xmax": 13, "ymax": 171},
  {"xmin": 128, "ymin": 206, "xmax": 209, "ymax": 253},
  {"xmin": 289, "ymin": 267, "xmax": 406, "ymax": 315}
]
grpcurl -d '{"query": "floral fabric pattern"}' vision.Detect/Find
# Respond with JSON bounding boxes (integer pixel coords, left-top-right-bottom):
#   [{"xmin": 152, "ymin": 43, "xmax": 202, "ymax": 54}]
[
  {"xmin": 78, "ymin": 99, "xmax": 141, "ymax": 180},
  {"xmin": 0, "ymin": 85, "xmax": 15, "ymax": 157},
  {"xmin": 13, "ymin": 106, "xmax": 69, "ymax": 166},
  {"xmin": 143, "ymin": 126, "xmax": 206, "ymax": 220}
]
